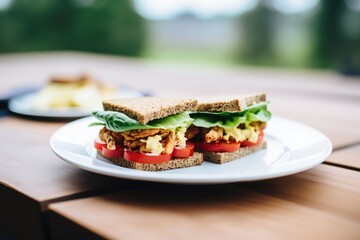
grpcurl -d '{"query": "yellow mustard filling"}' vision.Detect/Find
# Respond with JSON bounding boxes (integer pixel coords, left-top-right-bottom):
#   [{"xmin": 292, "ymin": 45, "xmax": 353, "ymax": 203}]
[
  {"xmin": 223, "ymin": 125, "xmax": 259, "ymax": 143},
  {"xmin": 176, "ymin": 127, "xmax": 187, "ymax": 148},
  {"xmin": 141, "ymin": 135, "xmax": 164, "ymax": 155},
  {"xmin": 139, "ymin": 128, "xmax": 187, "ymax": 154}
]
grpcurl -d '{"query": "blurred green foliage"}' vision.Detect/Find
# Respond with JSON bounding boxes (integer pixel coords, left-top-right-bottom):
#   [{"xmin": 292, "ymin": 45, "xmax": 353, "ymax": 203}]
[
  {"xmin": 235, "ymin": 0, "xmax": 360, "ymax": 74},
  {"xmin": 311, "ymin": 0, "xmax": 344, "ymax": 68},
  {"xmin": 0, "ymin": 0, "xmax": 145, "ymax": 56},
  {"xmin": 0, "ymin": 0, "xmax": 358, "ymax": 74},
  {"xmin": 311, "ymin": 0, "xmax": 360, "ymax": 74},
  {"xmin": 235, "ymin": 3, "xmax": 275, "ymax": 66}
]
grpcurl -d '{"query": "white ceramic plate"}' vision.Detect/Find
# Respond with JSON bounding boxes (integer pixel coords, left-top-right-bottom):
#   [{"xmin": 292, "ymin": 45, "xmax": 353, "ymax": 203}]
[
  {"xmin": 8, "ymin": 87, "xmax": 144, "ymax": 118},
  {"xmin": 50, "ymin": 116, "xmax": 332, "ymax": 184}
]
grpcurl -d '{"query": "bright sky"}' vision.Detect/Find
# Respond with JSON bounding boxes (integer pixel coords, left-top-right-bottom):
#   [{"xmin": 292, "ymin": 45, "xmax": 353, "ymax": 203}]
[
  {"xmin": 132, "ymin": 0, "xmax": 321, "ymax": 20},
  {"xmin": 133, "ymin": 0, "xmax": 259, "ymax": 20},
  {"xmin": 0, "ymin": 0, "xmax": 11, "ymax": 10},
  {"xmin": 1, "ymin": 0, "xmax": 358, "ymax": 15},
  {"xmin": 268, "ymin": 0, "xmax": 319, "ymax": 14}
]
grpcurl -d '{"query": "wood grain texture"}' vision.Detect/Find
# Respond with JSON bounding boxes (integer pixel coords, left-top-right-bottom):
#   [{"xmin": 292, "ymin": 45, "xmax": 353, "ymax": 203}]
[
  {"xmin": 48, "ymin": 165, "xmax": 360, "ymax": 240},
  {"xmin": 0, "ymin": 117, "xmax": 131, "ymax": 202},
  {"xmin": 326, "ymin": 144, "xmax": 360, "ymax": 170},
  {"xmin": 1, "ymin": 52, "xmax": 359, "ymax": 100},
  {"xmin": 244, "ymin": 164, "xmax": 360, "ymax": 222},
  {"xmin": 269, "ymin": 93, "xmax": 360, "ymax": 150},
  {"xmin": 0, "ymin": 116, "xmax": 136, "ymax": 239},
  {"xmin": 1, "ymin": 52, "xmax": 360, "ymax": 239}
]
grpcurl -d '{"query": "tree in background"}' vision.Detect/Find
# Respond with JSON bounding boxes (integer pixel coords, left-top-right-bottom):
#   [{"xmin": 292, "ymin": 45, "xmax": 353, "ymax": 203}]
[
  {"xmin": 310, "ymin": 0, "xmax": 344, "ymax": 69},
  {"xmin": 311, "ymin": 0, "xmax": 360, "ymax": 74},
  {"xmin": 0, "ymin": 0, "xmax": 145, "ymax": 56},
  {"xmin": 233, "ymin": 0, "xmax": 359, "ymax": 74},
  {"xmin": 234, "ymin": 1, "xmax": 275, "ymax": 66}
]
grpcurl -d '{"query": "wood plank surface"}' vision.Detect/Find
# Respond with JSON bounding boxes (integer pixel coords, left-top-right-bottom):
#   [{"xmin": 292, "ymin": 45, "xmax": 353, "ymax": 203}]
[
  {"xmin": 0, "ymin": 116, "xmax": 137, "ymax": 239},
  {"xmin": 1, "ymin": 52, "xmax": 359, "ymax": 99},
  {"xmin": 326, "ymin": 144, "xmax": 360, "ymax": 170},
  {"xmin": 0, "ymin": 117, "xmax": 132, "ymax": 203},
  {"xmin": 48, "ymin": 165, "xmax": 360, "ymax": 240},
  {"xmin": 1, "ymin": 52, "xmax": 360, "ymax": 239},
  {"xmin": 244, "ymin": 164, "xmax": 360, "ymax": 221},
  {"xmin": 269, "ymin": 93, "xmax": 360, "ymax": 150}
]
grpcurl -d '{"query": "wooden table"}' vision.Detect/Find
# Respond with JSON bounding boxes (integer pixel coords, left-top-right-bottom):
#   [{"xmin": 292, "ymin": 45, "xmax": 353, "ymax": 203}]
[{"xmin": 1, "ymin": 52, "xmax": 359, "ymax": 240}]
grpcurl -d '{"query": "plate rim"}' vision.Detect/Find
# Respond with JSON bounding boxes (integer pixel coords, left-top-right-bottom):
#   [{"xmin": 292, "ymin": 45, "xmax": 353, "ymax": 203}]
[{"xmin": 50, "ymin": 116, "xmax": 332, "ymax": 184}]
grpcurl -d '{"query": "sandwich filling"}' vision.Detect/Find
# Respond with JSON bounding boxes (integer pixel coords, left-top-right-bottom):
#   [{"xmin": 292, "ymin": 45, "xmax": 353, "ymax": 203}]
[
  {"xmin": 187, "ymin": 102, "xmax": 271, "ymax": 151},
  {"xmin": 91, "ymin": 101, "xmax": 271, "ymax": 160},
  {"xmin": 91, "ymin": 111, "xmax": 194, "ymax": 161},
  {"xmin": 99, "ymin": 127, "xmax": 186, "ymax": 155}
]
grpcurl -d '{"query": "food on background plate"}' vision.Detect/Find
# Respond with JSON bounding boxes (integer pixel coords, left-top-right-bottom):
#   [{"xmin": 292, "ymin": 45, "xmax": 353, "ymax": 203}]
[
  {"xmin": 33, "ymin": 74, "xmax": 117, "ymax": 110},
  {"xmin": 187, "ymin": 93, "xmax": 271, "ymax": 164},
  {"xmin": 91, "ymin": 97, "xmax": 203, "ymax": 171}
]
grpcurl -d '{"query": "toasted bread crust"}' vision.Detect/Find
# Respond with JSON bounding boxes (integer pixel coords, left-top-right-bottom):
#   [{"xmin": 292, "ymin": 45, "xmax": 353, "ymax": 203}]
[
  {"xmin": 50, "ymin": 74, "xmax": 92, "ymax": 85},
  {"xmin": 196, "ymin": 93, "xmax": 266, "ymax": 112},
  {"xmin": 199, "ymin": 141, "xmax": 266, "ymax": 164},
  {"xmin": 103, "ymin": 152, "xmax": 203, "ymax": 171},
  {"xmin": 103, "ymin": 97, "xmax": 197, "ymax": 124}
]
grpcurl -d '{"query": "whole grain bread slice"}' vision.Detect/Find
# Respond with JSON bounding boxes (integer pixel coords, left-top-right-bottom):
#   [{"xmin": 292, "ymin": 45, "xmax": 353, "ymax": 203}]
[
  {"xmin": 200, "ymin": 141, "xmax": 266, "ymax": 164},
  {"xmin": 104, "ymin": 152, "xmax": 203, "ymax": 171},
  {"xmin": 196, "ymin": 93, "xmax": 266, "ymax": 112},
  {"xmin": 103, "ymin": 97, "xmax": 197, "ymax": 124}
]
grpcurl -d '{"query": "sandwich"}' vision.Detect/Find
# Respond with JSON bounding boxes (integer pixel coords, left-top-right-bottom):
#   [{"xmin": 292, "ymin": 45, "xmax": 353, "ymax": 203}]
[
  {"xmin": 185, "ymin": 93, "xmax": 271, "ymax": 164},
  {"xmin": 91, "ymin": 97, "xmax": 203, "ymax": 171}
]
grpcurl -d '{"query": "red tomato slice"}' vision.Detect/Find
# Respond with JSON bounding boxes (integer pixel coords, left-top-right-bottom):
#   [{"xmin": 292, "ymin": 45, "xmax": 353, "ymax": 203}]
[
  {"xmin": 124, "ymin": 150, "xmax": 172, "ymax": 164},
  {"xmin": 241, "ymin": 130, "xmax": 264, "ymax": 147},
  {"xmin": 172, "ymin": 142, "xmax": 194, "ymax": 158},
  {"xmin": 102, "ymin": 145, "xmax": 124, "ymax": 158},
  {"xmin": 196, "ymin": 141, "xmax": 240, "ymax": 152},
  {"xmin": 94, "ymin": 138, "xmax": 106, "ymax": 151}
]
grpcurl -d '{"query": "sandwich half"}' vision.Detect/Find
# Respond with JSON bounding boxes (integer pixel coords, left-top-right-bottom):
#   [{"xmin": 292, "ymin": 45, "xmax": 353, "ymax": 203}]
[
  {"xmin": 186, "ymin": 93, "xmax": 271, "ymax": 164},
  {"xmin": 91, "ymin": 97, "xmax": 203, "ymax": 171}
]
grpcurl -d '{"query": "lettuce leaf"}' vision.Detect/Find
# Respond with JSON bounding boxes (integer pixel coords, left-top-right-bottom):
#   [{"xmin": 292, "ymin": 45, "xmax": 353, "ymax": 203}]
[
  {"xmin": 190, "ymin": 102, "xmax": 271, "ymax": 129},
  {"xmin": 91, "ymin": 111, "xmax": 193, "ymax": 132}
]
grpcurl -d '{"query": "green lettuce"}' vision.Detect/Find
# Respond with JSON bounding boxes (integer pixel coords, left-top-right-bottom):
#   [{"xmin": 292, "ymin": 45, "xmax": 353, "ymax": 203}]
[
  {"xmin": 190, "ymin": 102, "xmax": 271, "ymax": 129},
  {"xmin": 90, "ymin": 111, "xmax": 194, "ymax": 132}
]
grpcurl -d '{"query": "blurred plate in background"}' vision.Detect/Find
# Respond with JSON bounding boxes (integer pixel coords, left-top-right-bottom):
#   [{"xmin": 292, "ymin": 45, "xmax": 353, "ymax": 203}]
[{"xmin": 8, "ymin": 87, "xmax": 145, "ymax": 119}]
